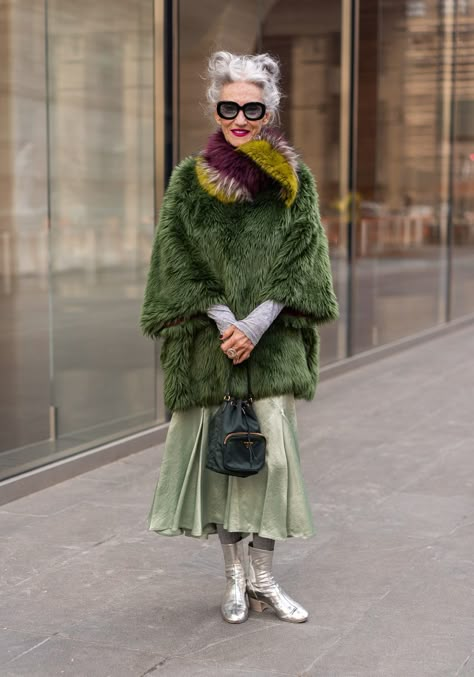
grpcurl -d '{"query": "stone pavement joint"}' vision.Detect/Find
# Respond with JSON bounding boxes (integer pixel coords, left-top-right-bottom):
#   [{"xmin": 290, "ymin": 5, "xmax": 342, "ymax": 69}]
[{"xmin": 1, "ymin": 325, "xmax": 474, "ymax": 676}]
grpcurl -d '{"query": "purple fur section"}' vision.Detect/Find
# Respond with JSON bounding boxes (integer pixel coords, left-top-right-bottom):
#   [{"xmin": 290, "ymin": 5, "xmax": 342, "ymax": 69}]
[{"xmin": 203, "ymin": 130, "xmax": 272, "ymax": 196}]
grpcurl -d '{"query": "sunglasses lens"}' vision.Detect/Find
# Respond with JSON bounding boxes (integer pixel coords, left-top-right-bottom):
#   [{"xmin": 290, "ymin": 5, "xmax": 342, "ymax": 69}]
[
  {"xmin": 217, "ymin": 101, "xmax": 266, "ymax": 121},
  {"xmin": 217, "ymin": 102, "xmax": 239, "ymax": 119},
  {"xmin": 243, "ymin": 103, "xmax": 266, "ymax": 120}
]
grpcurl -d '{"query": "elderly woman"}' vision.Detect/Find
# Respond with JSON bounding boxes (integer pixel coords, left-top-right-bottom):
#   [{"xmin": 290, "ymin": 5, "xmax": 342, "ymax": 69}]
[{"xmin": 141, "ymin": 51, "xmax": 338, "ymax": 625}]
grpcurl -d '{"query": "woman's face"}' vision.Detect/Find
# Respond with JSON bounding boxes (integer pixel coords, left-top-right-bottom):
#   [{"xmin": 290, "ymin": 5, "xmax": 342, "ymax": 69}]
[{"xmin": 214, "ymin": 81, "xmax": 270, "ymax": 147}]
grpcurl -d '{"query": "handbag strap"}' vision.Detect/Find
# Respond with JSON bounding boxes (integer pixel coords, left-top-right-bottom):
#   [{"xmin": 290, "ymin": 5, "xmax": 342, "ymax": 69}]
[{"xmin": 225, "ymin": 361, "xmax": 253, "ymax": 402}]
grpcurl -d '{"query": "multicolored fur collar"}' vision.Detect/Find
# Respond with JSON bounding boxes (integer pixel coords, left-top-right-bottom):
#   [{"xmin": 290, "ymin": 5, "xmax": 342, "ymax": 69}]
[{"xmin": 196, "ymin": 126, "xmax": 300, "ymax": 207}]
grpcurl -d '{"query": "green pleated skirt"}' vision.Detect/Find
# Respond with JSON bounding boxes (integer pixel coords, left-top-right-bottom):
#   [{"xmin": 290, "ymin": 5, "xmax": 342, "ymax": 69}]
[{"xmin": 147, "ymin": 395, "xmax": 315, "ymax": 541}]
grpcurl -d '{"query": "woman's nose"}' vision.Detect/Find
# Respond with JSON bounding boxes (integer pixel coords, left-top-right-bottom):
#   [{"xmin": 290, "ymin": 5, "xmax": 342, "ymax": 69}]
[{"xmin": 234, "ymin": 110, "xmax": 247, "ymax": 125}]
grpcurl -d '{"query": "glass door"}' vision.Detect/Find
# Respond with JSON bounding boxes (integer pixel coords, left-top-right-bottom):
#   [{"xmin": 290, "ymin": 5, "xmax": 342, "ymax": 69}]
[
  {"xmin": 351, "ymin": 0, "xmax": 453, "ymax": 352},
  {"xmin": 451, "ymin": 1, "xmax": 474, "ymax": 318},
  {"xmin": 0, "ymin": 1, "xmax": 51, "ymax": 479},
  {"xmin": 46, "ymin": 0, "xmax": 160, "ymax": 448}
]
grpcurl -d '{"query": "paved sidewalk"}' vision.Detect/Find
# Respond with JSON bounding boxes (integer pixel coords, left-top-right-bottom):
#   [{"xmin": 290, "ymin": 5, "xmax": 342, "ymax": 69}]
[{"xmin": 1, "ymin": 325, "xmax": 474, "ymax": 677}]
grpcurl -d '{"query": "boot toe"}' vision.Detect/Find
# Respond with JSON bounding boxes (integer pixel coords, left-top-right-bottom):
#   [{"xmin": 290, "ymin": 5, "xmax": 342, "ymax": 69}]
[
  {"xmin": 286, "ymin": 605, "xmax": 308, "ymax": 623},
  {"xmin": 222, "ymin": 603, "xmax": 248, "ymax": 623}
]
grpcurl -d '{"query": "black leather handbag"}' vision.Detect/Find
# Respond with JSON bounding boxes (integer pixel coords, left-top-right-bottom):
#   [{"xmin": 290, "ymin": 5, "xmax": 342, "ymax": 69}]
[{"xmin": 207, "ymin": 362, "xmax": 266, "ymax": 478}]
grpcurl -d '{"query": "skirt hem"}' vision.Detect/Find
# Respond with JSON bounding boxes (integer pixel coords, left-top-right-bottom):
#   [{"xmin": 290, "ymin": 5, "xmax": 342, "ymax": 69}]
[{"xmin": 148, "ymin": 523, "xmax": 316, "ymax": 541}]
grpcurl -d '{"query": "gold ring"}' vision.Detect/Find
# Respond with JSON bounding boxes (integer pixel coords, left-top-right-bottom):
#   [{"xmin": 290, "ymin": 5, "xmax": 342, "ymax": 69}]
[{"xmin": 227, "ymin": 349, "xmax": 237, "ymax": 359}]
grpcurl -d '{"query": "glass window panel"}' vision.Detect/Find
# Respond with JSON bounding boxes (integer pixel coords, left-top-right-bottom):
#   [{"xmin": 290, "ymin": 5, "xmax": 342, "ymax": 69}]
[
  {"xmin": 177, "ymin": 0, "xmax": 261, "ymax": 158},
  {"xmin": 0, "ymin": 0, "xmax": 165, "ymax": 481},
  {"xmin": 47, "ymin": 0, "xmax": 159, "ymax": 448},
  {"xmin": 0, "ymin": 2, "xmax": 50, "ymax": 480},
  {"xmin": 451, "ymin": 3, "xmax": 474, "ymax": 318},
  {"xmin": 352, "ymin": 0, "xmax": 451, "ymax": 352}
]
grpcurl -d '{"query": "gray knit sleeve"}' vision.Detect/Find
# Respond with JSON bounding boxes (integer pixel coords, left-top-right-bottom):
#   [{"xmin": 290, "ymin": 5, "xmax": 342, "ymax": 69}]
[
  {"xmin": 207, "ymin": 304, "xmax": 237, "ymax": 334},
  {"xmin": 234, "ymin": 300, "xmax": 284, "ymax": 346}
]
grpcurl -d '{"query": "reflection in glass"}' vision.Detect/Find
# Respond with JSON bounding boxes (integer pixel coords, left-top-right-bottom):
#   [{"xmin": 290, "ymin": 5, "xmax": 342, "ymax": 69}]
[
  {"xmin": 0, "ymin": 0, "xmax": 163, "ymax": 482},
  {"xmin": 177, "ymin": 0, "xmax": 261, "ymax": 158},
  {"xmin": 0, "ymin": 2, "xmax": 50, "ymax": 479},
  {"xmin": 352, "ymin": 0, "xmax": 452, "ymax": 352},
  {"xmin": 47, "ymin": 0, "xmax": 158, "ymax": 445},
  {"xmin": 451, "ymin": 4, "xmax": 474, "ymax": 318}
]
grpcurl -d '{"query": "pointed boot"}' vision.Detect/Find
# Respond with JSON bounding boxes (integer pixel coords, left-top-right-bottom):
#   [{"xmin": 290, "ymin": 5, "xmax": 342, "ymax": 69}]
[
  {"xmin": 247, "ymin": 543, "xmax": 308, "ymax": 623},
  {"xmin": 220, "ymin": 541, "xmax": 248, "ymax": 623}
]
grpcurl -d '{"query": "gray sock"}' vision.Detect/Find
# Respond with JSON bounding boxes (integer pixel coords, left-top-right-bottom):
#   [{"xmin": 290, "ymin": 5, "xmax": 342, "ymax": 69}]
[
  {"xmin": 252, "ymin": 534, "xmax": 275, "ymax": 551},
  {"xmin": 217, "ymin": 524, "xmax": 241, "ymax": 544}
]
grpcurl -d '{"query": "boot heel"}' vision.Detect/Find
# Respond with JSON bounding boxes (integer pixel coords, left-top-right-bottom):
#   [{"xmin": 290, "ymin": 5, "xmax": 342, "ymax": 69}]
[{"xmin": 248, "ymin": 596, "xmax": 269, "ymax": 613}]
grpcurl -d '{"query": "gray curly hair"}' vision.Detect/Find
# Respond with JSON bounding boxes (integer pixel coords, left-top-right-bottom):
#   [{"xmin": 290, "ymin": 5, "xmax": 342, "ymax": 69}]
[{"xmin": 206, "ymin": 51, "xmax": 281, "ymax": 124}]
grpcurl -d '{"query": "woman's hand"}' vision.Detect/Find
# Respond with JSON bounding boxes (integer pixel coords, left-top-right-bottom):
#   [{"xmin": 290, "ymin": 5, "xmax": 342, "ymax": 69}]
[{"xmin": 220, "ymin": 325, "xmax": 254, "ymax": 365}]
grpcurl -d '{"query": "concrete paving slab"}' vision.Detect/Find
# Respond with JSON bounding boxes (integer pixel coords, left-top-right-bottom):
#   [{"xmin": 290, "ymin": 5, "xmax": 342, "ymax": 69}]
[
  {"xmin": 304, "ymin": 548, "xmax": 474, "ymax": 677},
  {"xmin": 0, "ymin": 477, "xmax": 120, "ymax": 518},
  {"xmin": 0, "ymin": 496, "xmax": 152, "ymax": 555},
  {"xmin": 0, "ymin": 510, "xmax": 46, "ymax": 540},
  {"xmin": 173, "ymin": 622, "xmax": 341, "ymax": 675},
  {"xmin": 140, "ymin": 656, "xmax": 293, "ymax": 676},
  {"xmin": 74, "ymin": 456, "xmax": 161, "ymax": 484},
  {"xmin": 0, "ymin": 547, "xmax": 161, "ymax": 635},
  {"xmin": 401, "ymin": 441, "xmax": 474, "ymax": 498},
  {"xmin": 0, "ymin": 629, "xmax": 52, "ymax": 667},
  {"xmin": 1, "ymin": 635, "xmax": 164, "ymax": 677},
  {"xmin": 0, "ymin": 539, "xmax": 87, "ymax": 590}
]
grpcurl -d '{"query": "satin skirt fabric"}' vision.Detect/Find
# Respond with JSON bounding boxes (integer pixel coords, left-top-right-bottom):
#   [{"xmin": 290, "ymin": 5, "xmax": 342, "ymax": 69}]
[{"xmin": 147, "ymin": 395, "xmax": 315, "ymax": 540}]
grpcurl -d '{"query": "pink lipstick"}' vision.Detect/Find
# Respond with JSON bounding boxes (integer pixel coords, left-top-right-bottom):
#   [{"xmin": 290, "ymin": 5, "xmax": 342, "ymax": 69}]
[{"xmin": 231, "ymin": 130, "xmax": 249, "ymax": 137}]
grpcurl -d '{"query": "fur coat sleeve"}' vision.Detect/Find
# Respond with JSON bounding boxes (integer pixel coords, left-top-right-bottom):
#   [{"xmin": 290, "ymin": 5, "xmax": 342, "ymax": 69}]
[
  {"xmin": 265, "ymin": 162, "xmax": 339, "ymax": 326},
  {"xmin": 140, "ymin": 158, "xmax": 226, "ymax": 338}
]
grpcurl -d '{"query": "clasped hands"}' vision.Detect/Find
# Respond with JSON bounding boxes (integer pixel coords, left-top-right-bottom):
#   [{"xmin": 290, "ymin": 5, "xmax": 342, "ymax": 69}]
[{"xmin": 220, "ymin": 325, "xmax": 255, "ymax": 365}]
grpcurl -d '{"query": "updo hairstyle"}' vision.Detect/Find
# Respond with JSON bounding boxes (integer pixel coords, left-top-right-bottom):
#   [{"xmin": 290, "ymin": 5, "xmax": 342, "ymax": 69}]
[{"xmin": 206, "ymin": 51, "xmax": 282, "ymax": 124}]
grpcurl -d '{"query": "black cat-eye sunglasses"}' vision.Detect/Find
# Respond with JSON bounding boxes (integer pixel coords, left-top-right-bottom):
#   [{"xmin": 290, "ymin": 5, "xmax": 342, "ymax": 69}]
[{"xmin": 216, "ymin": 101, "xmax": 267, "ymax": 121}]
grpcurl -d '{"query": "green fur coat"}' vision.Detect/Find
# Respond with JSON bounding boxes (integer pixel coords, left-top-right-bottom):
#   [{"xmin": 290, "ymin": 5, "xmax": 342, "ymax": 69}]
[{"xmin": 141, "ymin": 127, "xmax": 339, "ymax": 411}]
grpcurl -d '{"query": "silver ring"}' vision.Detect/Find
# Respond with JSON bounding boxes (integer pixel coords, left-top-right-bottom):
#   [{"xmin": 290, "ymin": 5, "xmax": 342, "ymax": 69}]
[{"xmin": 227, "ymin": 349, "xmax": 237, "ymax": 359}]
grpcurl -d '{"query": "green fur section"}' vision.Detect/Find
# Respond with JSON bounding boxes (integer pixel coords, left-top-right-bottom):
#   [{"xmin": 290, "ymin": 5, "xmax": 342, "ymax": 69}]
[
  {"xmin": 259, "ymin": 163, "xmax": 340, "ymax": 322},
  {"xmin": 140, "ymin": 155, "xmax": 339, "ymax": 411},
  {"xmin": 140, "ymin": 156, "xmax": 227, "ymax": 338},
  {"xmin": 160, "ymin": 320, "xmax": 320, "ymax": 409}
]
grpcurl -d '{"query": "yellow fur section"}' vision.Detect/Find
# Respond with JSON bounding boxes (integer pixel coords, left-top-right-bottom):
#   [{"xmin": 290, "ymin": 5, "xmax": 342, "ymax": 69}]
[
  {"xmin": 237, "ymin": 140, "xmax": 298, "ymax": 207},
  {"xmin": 195, "ymin": 158, "xmax": 238, "ymax": 203}
]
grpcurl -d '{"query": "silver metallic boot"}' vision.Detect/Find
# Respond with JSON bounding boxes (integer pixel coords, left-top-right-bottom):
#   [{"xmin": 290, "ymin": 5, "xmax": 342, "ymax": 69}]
[
  {"xmin": 220, "ymin": 541, "xmax": 249, "ymax": 623},
  {"xmin": 247, "ymin": 543, "xmax": 309, "ymax": 623}
]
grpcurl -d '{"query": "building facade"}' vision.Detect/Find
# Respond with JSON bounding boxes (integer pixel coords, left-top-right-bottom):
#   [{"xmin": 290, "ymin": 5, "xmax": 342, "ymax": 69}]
[{"xmin": 1, "ymin": 0, "xmax": 473, "ymax": 486}]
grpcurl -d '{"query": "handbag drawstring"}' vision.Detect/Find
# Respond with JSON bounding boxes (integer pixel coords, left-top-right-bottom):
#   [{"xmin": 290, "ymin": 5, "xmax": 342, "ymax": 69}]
[{"xmin": 226, "ymin": 361, "xmax": 253, "ymax": 402}]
